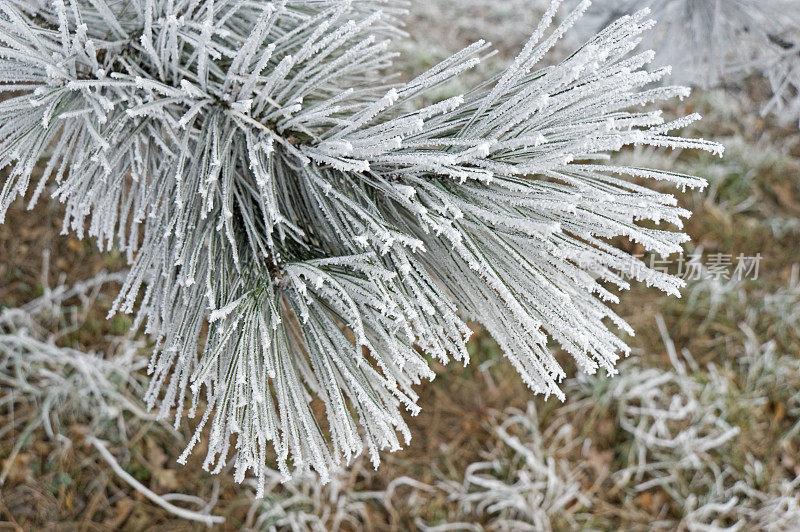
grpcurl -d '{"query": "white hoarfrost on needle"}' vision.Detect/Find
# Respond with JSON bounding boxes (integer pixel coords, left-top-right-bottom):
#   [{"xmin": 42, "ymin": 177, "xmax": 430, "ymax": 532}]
[{"xmin": 0, "ymin": 0, "xmax": 721, "ymax": 494}]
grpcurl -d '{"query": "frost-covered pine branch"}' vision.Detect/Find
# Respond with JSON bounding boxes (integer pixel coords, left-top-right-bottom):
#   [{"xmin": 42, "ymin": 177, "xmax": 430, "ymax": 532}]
[
  {"xmin": 0, "ymin": 0, "xmax": 721, "ymax": 493},
  {"xmin": 577, "ymin": 0, "xmax": 800, "ymax": 126}
]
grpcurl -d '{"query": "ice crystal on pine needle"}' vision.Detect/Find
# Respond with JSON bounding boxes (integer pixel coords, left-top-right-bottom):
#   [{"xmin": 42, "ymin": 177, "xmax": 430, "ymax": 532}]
[{"xmin": 0, "ymin": 0, "xmax": 721, "ymax": 493}]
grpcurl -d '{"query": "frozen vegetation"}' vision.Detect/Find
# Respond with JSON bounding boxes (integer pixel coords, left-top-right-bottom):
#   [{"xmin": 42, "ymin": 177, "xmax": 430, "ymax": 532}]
[{"xmin": 0, "ymin": 0, "xmax": 799, "ymax": 529}]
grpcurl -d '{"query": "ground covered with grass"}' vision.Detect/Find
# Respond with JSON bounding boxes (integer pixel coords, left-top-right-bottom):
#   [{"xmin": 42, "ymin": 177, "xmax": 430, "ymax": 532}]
[{"xmin": 2, "ymin": 3, "xmax": 800, "ymax": 530}]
